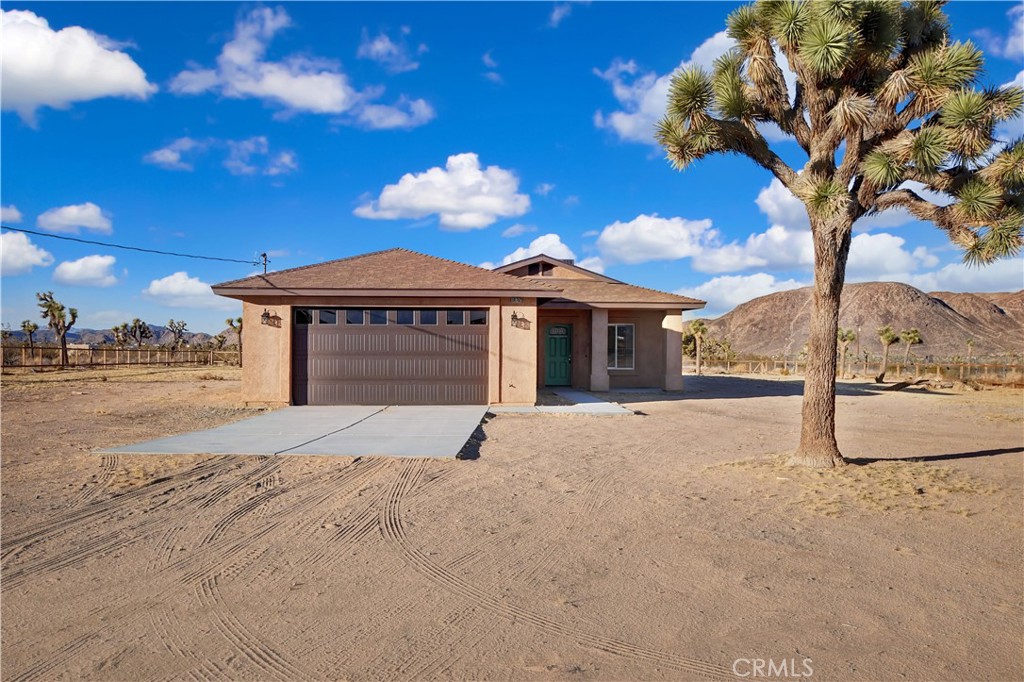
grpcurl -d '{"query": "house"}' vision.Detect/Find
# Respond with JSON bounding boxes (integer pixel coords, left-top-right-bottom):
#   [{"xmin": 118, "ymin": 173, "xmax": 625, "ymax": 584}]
[{"xmin": 211, "ymin": 249, "xmax": 704, "ymax": 406}]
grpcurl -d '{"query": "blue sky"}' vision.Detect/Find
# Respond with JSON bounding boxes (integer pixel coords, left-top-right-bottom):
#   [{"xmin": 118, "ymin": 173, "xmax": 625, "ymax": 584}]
[{"xmin": 2, "ymin": 1, "xmax": 1022, "ymax": 334}]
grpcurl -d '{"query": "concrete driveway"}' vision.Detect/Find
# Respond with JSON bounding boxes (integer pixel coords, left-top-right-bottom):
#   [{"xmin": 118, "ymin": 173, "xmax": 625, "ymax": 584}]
[{"xmin": 101, "ymin": 405, "xmax": 488, "ymax": 458}]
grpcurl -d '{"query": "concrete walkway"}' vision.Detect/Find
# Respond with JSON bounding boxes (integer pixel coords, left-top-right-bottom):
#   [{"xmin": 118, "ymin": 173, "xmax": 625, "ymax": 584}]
[
  {"xmin": 101, "ymin": 405, "xmax": 488, "ymax": 458},
  {"xmin": 490, "ymin": 388, "xmax": 633, "ymax": 415}
]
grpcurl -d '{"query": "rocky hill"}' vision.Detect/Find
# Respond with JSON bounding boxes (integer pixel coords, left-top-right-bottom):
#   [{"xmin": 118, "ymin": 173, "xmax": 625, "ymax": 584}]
[{"xmin": 706, "ymin": 283, "xmax": 1024, "ymax": 360}]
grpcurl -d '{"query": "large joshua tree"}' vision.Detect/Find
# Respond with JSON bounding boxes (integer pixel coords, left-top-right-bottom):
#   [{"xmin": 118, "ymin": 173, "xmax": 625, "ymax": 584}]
[{"xmin": 657, "ymin": 0, "xmax": 1023, "ymax": 467}]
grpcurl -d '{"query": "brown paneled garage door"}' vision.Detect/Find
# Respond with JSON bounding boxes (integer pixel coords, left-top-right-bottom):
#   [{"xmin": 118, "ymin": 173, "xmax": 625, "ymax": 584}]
[{"xmin": 292, "ymin": 308, "xmax": 489, "ymax": 405}]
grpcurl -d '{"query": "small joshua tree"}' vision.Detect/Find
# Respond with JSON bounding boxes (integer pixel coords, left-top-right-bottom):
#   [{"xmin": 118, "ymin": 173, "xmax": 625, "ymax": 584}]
[
  {"xmin": 900, "ymin": 328, "xmax": 923, "ymax": 368},
  {"xmin": 689, "ymin": 319, "xmax": 707, "ymax": 375},
  {"xmin": 37, "ymin": 291, "xmax": 77, "ymax": 368},
  {"xmin": 876, "ymin": 325, "xmax": 900, "ymax": 382}
]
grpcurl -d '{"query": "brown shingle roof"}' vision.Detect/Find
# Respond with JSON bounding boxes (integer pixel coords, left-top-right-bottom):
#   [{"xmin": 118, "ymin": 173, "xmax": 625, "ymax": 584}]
[
  {"xmin": 535, "ymin": 278, "xmax": 705, "ymax": 308},
  {"xmin": 212, "ymin": 248, "xmax": 559, "ymax": 293}
]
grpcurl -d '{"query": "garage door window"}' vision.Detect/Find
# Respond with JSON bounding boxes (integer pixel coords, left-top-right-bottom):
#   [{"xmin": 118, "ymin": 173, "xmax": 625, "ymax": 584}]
[
  {"xmin": 396, "ymin": 310, "xmax": 414, "ymax": 325},
  {"xmin": 419, "ymin": 310, "xmax": 437, "ymax": 325},
  {"xmin": 295, "ymin": 309, "xmax": 313, "ymax": 325},
  {"xmin": 469, "ymin": 310, "xmax": 487, "ymax": 325},
  {"xmin": 345, "ymin": 309, "xmax": 364, "ymax": 325},
  {"xmin": 318, "ymin": 309, "xmax": 337, "ymax": 325},
  {"xmin": 369, "ymin": 309, "xmax": 388, "ymax": 325},
  {"xmin": 446, "ymin": 310, "xmax": 465, "ymax": 325}
]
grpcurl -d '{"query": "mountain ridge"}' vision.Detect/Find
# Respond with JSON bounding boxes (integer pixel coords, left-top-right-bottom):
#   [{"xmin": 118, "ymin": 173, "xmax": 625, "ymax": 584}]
[{"xmin": 704, "ymin": 282, "xmax": 1023, "ymax": 360}]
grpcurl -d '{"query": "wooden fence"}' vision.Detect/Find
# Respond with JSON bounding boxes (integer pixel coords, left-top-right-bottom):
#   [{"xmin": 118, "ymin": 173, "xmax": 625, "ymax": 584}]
[
  {"xmin": 689, "ymin": 357, "xmax": 1024, "ymax": 384},
  {"xmin": 1, "ymin": 345, "xmax": 240, "ymax": 369}
]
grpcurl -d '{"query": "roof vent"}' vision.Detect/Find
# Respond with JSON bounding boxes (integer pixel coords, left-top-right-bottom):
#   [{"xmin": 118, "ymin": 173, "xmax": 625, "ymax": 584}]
[{"xmin": 559, "ymin": 258, "xmax": 575, "ymax": 265}]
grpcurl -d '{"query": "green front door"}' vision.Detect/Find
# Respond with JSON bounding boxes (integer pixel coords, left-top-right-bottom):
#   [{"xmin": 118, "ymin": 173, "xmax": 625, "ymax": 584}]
[{"xmin": 545, "ymin": 324, "xmax": 572, "ymax": 386}]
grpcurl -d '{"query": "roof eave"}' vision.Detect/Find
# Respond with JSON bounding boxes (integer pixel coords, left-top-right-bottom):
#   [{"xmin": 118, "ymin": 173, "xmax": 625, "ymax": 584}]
[{"xmin": 211, "ymin": 287, "xmax": 559, "ymax": 299}]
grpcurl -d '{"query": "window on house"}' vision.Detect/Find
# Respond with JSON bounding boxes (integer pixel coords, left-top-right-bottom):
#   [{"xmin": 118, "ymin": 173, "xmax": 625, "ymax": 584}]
[
  {"xmin": 419, "ymin": 310, "xmax": 438, "ymax": 325},
  {"xmin": 368, "ymin": 309, "xmax": 388, "ymax": 325},
  {"xmin": 607, "ymin": 323, "xmax": 635, "ymax": 370},
  {"xmin": 345, "ymin": 309, "xmax": 364, "ymax": 325},
  {"xmin": 469, "ymin": 310, "xmax": 487, "ymax": 325},
  {"xmin": 396, "ymin": 310, "xmax": 415, "ymax": 325},
  {"xmin": 446, "ymin": 310, "xmax": 465, "ymax": 325},
  {"xmin": 295, "ymin": 309, "xmax": 313, "ymax": 325},
  {"xmin": 318, "ymin": 309, "xmax": 337, "ymax": 325}
]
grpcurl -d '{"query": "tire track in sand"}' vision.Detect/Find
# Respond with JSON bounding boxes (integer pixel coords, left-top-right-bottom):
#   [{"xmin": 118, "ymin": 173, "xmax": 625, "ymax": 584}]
[{"xmin": 378, "ymin": 457, "xmax": 731, "ymax": 680}]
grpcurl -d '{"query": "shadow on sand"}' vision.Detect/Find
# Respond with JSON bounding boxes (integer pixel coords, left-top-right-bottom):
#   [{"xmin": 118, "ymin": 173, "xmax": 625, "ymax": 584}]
[
  {"xmin": 846, "ymin": 446, "xmax": 1023, "ymax": 465},
  {"xmin": 607, "ymin": 374, "xmax": 903, "ymax": 403}
]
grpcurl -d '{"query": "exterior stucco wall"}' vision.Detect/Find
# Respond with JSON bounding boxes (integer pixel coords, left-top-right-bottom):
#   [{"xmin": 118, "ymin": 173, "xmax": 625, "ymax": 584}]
[
  {"xmin": 241, "ymin": 300, "xmax": 292, "ymax": 406},
  {"xmin": 497, "ymin": 300, "xmax": 538, "ymax": 405},
  {"xmin": 234, "ymin": 295, "xmax": 537, "ymax": 406},
  {"xmin": 608, "ymin": 309, "xmax": 667, "ymax": 389},
  {"xmin": 663, "ymin": 312, "xmax": 684, "ymax": 391}
]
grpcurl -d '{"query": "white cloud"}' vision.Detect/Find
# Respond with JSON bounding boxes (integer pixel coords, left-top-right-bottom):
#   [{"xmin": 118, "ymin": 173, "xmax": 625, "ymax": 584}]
[
  {"xmin": 593, "ymin": 31, "xmax": 734, "ymax": 144},
  {"xmin": 483, "ymin": 71, "xmax": 504, "ymax": 85},
  {"xmin": 266, "ymin": 150, "xmax": 299, "ymax": 176},
  {"xmin": 846, "ymin": 233, "xmax": 938, "ymax": 281},
  {"xmin": 53, "ymin": 254, "xmax": 117, "ymax": 287},
  {"xmin": 500, "ymin": 233, "xmax": 576, "ymax": 265},
  {"xmin": 502, "ymin": 223, "xmax": 537, "ymax": 238},
  {"xmin": 596, "ymin": 213, "xmax": 715, "ymax": 264},
  {"xmin": 595, "ymin": 32, "xmax": 800, "ymax": 146},
  {"xmin": 904, "ymin": 257, "xmax": 1024, "ymax": 292},
  {"xmin": 223, "ymin": 137, "xmax": 298, "ymax": 176},
  {"xmin": 37, "ymin": 202, "xmax": 112, "ymax": 234},
  {"xmin": 0, "ymin": 9, "xmax": 156, "ymax": 124},
  {"xmin": 354, "ymin": 153, "xmax": 530, "ymax": 230},
  {"xmin": 356, "ymin": 28, "xmax": 423, "ymax": 73},
  {"xmin": 534, "ymin": 182, "xmax": 556, "ymax": 196},
  {"xmin": 144, "ymin": 135, "xmax": 298, "ymax": 175},
  {"xmin": 1, "ymin": 205, "xmax": 24, "ymax": 223},
  {"xmin": 482, "ymin": 51, "xmax": 498, "ymax": 69},
  {"xmin": 972, "ymin": 6, "xmax": 1024, "ymax": 61},
  {"xmin": 677, "ymin": 273, "xmax": 807, "ymax": 318},
  {"xmin": 143, "ymin": 137, "xmax": 205, "ymax": 171},
  {"xmin": 169, "ymin": 8, "xmax": 432, "ymax": 130},
  {"xmin": 170, "ymin": 8, "xmax": 354, "ymax": 114},
  {"xmin": 577, "ymin": 256, "xmax": 605, "ymax": 273},
  {"xmin": 0, "ymin": 231, "xmax": 54, "ymax": 275},
  {"xmin": 755, "ymin": 178, "xmax": 809, "ymax": 230},
  {"xmin": 353, "ymin": 96, "xmax": 435, "ymax": 130},
  {"xmin": 549, "ymin": 3, "xmax": 574, "ymax": 28},
  {"xmin": 143, "ymin": 271, "xmax": 237, "ymax": 310}
]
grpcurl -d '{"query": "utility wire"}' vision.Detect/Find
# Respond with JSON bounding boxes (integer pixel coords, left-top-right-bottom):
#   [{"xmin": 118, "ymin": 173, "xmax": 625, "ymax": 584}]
[{"xmin": 0, "ymin": 225, "xmax": 261, "ymax": 266}]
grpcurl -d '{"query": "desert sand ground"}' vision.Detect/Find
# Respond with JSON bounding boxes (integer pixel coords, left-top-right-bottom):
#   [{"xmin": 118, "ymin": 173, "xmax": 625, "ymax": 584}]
[{"xmin": 1, "ymin": 367, "xmax": 1021, "ymax": 681}]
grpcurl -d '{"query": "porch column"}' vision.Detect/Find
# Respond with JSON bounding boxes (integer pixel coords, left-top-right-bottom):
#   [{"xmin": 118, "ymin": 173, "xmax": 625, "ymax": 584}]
[
  {"xmin": 663, "ymin": 311, "xmax": 684, "ymax": 391},
  {"xmin": 590, "ymin": 308, "xmax": 610, "ymax": 391}
]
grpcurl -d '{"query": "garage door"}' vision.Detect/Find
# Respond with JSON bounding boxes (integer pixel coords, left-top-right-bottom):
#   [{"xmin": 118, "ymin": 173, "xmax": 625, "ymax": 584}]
[{"xmin": 292, "ymin": 308, "xmax": 489, "ymax": 405}]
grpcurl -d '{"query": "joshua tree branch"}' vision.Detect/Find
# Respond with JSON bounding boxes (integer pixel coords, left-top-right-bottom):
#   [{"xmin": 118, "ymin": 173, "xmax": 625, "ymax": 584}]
[{"xmin": 717, "ymin": 120, "xmax": 799, "ymax": 186}]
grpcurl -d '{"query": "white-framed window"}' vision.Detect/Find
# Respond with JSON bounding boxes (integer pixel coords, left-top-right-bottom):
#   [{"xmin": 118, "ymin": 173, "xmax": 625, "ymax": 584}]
[{"xmin": 607, "ymin": 323, "xmax": 635, "ymax": 370}]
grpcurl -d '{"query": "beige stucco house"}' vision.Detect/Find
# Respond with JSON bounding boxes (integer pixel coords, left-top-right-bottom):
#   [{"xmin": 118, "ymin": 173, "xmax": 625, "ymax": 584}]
[{"xmin": 212, "ymin": 249, "xmax": 704, "ymax": 406}]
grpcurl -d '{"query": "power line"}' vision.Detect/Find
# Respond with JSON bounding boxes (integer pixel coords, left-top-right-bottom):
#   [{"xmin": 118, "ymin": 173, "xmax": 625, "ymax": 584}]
[{"xmin": 1, "ymin": 225, "xmax": 261, "ymax": 266}]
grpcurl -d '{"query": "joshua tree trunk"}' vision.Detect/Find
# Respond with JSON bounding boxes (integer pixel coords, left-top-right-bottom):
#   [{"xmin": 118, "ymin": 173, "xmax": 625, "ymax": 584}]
[
  {"xmin": 59, "ymin": 333, "xmax": 69, "ymax": 368},
  {"xmin": 695, "ymin": 336, "xmax": 703, "ymax": 375},
  {"xmin": 789, "ymin": 217, "xmax": 851, "ymax": 468},
  {"xmin": 879, "ymin": 344, "xmax": 891, "ymax": 380}
]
